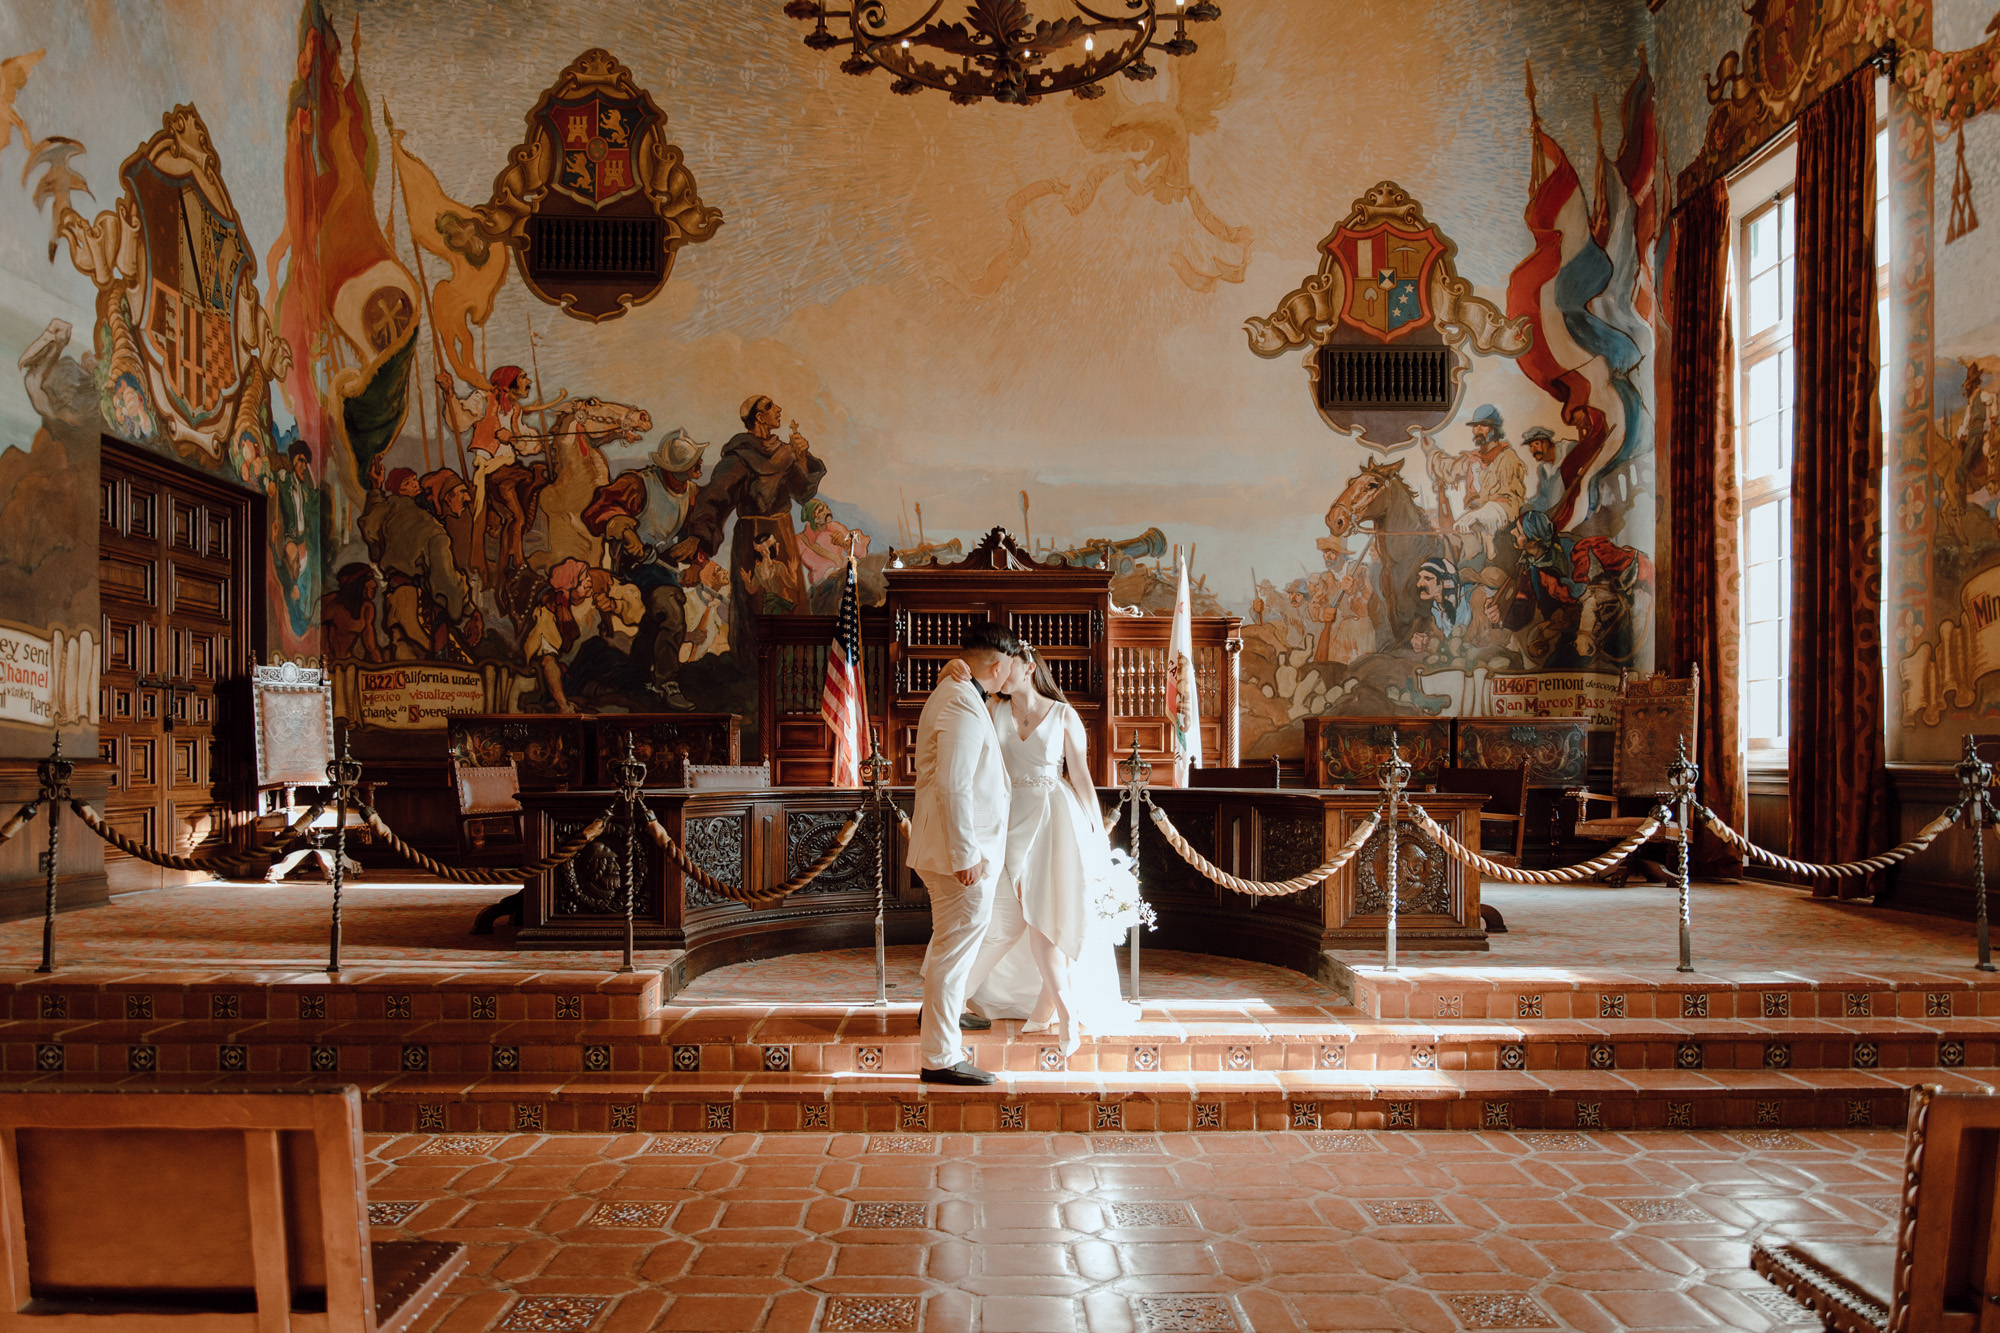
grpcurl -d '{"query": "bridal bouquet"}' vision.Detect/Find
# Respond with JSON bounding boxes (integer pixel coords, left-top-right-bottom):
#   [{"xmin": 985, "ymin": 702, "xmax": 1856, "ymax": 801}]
[{"xmin": 1089, "ymin": 847, "xmax": 1157, "ymax": 933}]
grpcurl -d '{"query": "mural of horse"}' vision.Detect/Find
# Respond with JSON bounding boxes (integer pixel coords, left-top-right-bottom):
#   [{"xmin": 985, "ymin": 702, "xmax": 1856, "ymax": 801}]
[
  {"xmin": 537, "ymin": 397, "xmax": 654, "ymax": 564},
  {"xmin": 1324, "ymin": 457, "xmax": 1448, "ymax": 646}
]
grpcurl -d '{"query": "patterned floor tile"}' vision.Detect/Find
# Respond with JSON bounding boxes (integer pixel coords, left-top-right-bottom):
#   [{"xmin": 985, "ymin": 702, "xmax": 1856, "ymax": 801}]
[
  {"xmin": 1444, "ymin": 1292, "xmax": 1560, "ymax": 1329},
  {"xmin": 1305, "ymin": 1132, "xmax": 1387, "ymax": 1154},
  {"xmin": 1361, "ymin": 1199, "xmax": 1453, "ymax": 1225},
  {"xmin": 865, "ymin": 1135, "xmax": 937, "ymax": 1154},
  {"xmin": 819, "ymin": 1294, "xmax": 920, "ymax": 1331},
  {"xmin": 1110, "ymin": 1201, "xmax": 1196, "ymax": 1227},
  {"xmin": 849, "ymin": 1202, "xmax": 928, "ymax": 1228},
  {"xmin": 1734, "ymin": 1130, "xmax": 1813, "ymax": 1151},
  {"xmin": 1087, "ymin": 1134, "xmax": 1163, "ymax": 1154},
  {"xmin": 644, "ymin": 1135, "xmax": 719, "ymax": 1155},
  {"xmin": 585, "ymin": 1202, "xmax": 671, "ymax": 1227},
  {"xmin": 366, "ymin": 1201, "xmax": 422, "ymax": 1226},
  {"xmin": 494, "ymin": 1295, "xmax": 611, "ymax": 1331},
  {"xmin": 1516, "ymin": 1131, "xmax": 1604, "ymax": 1152},
  {"xmin": 1740, "ymin": 1288, "xmax": 1823, "ymax": 1326},
  {"xmin": 1608, "ymin": 1197, "xmax": 1709, "ymax": 1223},
  {"xmin": 410, "ymin": 1135, "xmax": 503, "ymax": 1156},
  {"xmin": 1135, "ymin": 1295, "xmax": 1241, "ymax": 1331}
]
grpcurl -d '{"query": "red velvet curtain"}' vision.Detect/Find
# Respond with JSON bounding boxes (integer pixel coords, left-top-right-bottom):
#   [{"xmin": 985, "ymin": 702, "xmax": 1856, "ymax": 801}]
[
  {"xmin": 1666, "ymin": 180, "xmax": 1744, "ymax": 877},
  {"xmin": 1790, "ymin": 69, "xmax": 1887, "ymax": 896}
]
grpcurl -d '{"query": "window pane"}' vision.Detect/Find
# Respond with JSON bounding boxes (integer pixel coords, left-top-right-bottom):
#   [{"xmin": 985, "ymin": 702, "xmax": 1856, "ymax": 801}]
[
  {"xmin": 1746, "ymin": 679, "xmax": 1784, "ymax": 740},
  {"xmin": 1780, "ymin": 261, "xmax": 1794, "ymax": 328},
  {"xmin": 1746, "ymin": 560, "xmax": 1785, "ymax": 619},
  {"xmin": 1779, "ymin": 406, "xmax": 1794, "ymax": 470},
  {"xmin": 1748, "ymin": 269, "xmax": 1781, "ymax": 335},
  {"xmin": 1781, "ymin": 196, "xmax": 1795, "ymax": 257},
  {"xmin": 1747, "ymin": 501, "xmax": 1784, "ymax": 564},
  {"xmin": 1747, "ymin": 617, "xmax": 1785, "ymax": 672},
  {"xmin": 1749, "ymin": 210, "xmax": 1776, "ymax": 270},
  {"xmin": 1781, "ymin": 346, "xmax": 1795, "ymax": 407},
  {"xmin": 1747, "ymin": 356, "xmax": 1782, "ymax": 421},
  {"xmin": 1746, "ymin": 414, "xmax": 1782, "ymax": 478}
]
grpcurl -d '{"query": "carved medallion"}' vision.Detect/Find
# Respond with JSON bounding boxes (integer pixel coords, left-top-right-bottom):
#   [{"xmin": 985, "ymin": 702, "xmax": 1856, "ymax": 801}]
[
  {"xmin": 1353, "ymin": 817, "xmax": 1450, "ymax": 917},
  {"xmin": 479, "ymin": 49, "xmax": 722, "ymax": 322},
  {"xmin": 553, "ymin": 815, "xmax": 652, "ymax": 916},
  {"xmin": 786, "ymin": 810, "xmax": 879, "ymax": 897}
]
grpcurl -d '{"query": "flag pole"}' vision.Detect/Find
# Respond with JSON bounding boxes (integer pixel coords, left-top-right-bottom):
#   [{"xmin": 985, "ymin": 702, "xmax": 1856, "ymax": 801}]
[{"xmin": 386, "ymin": 102, "xmax": 467, "ymax": 479}]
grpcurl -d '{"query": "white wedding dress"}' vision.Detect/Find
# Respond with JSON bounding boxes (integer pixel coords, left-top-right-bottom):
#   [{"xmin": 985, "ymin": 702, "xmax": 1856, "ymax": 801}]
[{"xmin": 969, "ymin": 699, "xmax": 1143, "ymax": 1030}]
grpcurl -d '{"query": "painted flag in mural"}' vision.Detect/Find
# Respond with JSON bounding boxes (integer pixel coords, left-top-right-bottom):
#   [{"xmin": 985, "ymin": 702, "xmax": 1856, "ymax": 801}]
[
  {"xmin": 266, "ymin": 2, "xmax": 418, "ymax": 496},
  {"xmin": 390, "ymin": 128, "xmax": 510, "ymax": 392},
  {"xmin": 1504, "ymin": 93, "xmax": 1650, "ymax": 532},
  {"xmin": 821, "ymin": 552, "xmax": 866, "ymax": 788},
  {"xmin": 1165, "ymin": 552, "xmax": 1202, "ymax": 781}
]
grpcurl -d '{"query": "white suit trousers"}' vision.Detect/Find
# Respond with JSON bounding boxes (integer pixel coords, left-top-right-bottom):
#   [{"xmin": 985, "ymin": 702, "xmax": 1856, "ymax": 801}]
[{"xmin": 918, "ymin": 863, "xmax": 1001, "ymax": 1070}]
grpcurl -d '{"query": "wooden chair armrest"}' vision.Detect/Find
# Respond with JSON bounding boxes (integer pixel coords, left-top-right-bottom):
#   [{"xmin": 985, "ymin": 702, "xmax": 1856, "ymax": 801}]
[
  {"xmin": 1478, "ymin": 812, "xmax": 1523, "ymax": 824},
  {"xmin": 1565, "ymin": 789, "xmax": 1615, "ymax": 805}
]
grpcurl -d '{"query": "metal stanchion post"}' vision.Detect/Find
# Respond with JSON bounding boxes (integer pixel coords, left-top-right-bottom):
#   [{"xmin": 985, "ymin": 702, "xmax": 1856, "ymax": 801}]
[
  {"xmin": 1668, "ymin": 737, "xmax": 1700, "ymax": 974},
  {"xmin": 35, "ymin": 738, "xmax": 71, "ymax": 975},
  {"xmin": 864, "ymin": 741, "xmax": 892, "ymax": 1008},
  {"xmin": 1378, "ymin": 730, "xmax": 1411, "ymax": 973},
  {"xmin": 610, "ymin": 736, "xmax": 647, "ymax": 974},
  {"xmin": 1959, "ymin": 737, "xmax": 1996, "ymax": 972},
  {"xmin": 326, "ymin": 733, "xmax": 362, "ymax": 974},
  {"xmin": 1118, "ymin": 736, "xmax": 1152, "ymax": 1003}
]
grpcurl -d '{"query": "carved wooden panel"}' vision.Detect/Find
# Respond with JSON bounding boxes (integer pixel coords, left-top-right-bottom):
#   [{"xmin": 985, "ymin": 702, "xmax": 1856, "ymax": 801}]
[
  {"xmin": 683, "ymin": 814, "xmax": 745, "ymax": 911},
  {"xmin": 1353, "ymin": 817, "xmax": 1450, "ymax": 917},
  {"xmin": 552, "ymin": 813, "xmax": 653, "ymax": 917},
  {"xmin": 1259, "ymin": 814, "xmax": 1326, "ymax": 913},
  {"xmin": 592, "ymin": 715, "xmax": 740, "ymax": 787},
  {"xmin": 447, "ymin": 715, "xmax": 586, "ymax": 789},
  {"xmin": 1454, "ymin": 718, "xmax": 1589, "ymax": 787},
  {"xmin": 784, "ymin": 809, "xmax": 881, "ymax": 898},
  {"xmin": 1308, "ymin": 717, "xmax": 1452, "ymax": 787}
]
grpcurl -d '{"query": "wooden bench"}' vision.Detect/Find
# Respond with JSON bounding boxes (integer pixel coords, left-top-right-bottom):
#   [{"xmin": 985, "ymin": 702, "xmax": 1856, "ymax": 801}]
[
  {"xmin": 0, "ymin": 1085, "xmax": 464, "ymax": 1331},
  {"xmin": 1751, "ymin": 1084, "xmax": 2000, "ymax": 1331}
]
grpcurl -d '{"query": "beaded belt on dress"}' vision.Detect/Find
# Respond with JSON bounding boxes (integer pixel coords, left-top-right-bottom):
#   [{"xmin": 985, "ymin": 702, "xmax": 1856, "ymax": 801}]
[{"xmin": 1012, "ymin": 775, "xmax": 1061, "ymax": 789}]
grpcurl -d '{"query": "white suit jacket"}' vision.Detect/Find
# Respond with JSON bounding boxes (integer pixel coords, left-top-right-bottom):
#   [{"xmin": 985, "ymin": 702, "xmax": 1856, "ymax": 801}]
[{"xmin": 906, "ymin": 675, "xmax": 1010, "ymax": 876}]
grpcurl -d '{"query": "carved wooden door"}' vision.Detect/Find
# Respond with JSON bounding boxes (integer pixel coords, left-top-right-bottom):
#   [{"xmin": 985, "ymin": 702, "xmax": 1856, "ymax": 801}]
[{"xmin": 98, "ymin": 441, "xmax": 257, "ymax": 886}]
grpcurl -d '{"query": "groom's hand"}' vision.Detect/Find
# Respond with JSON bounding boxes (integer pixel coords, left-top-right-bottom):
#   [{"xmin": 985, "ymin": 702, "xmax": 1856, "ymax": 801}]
[{"xmin": 955, "ymin": 859, "xmax": 986, "ymax": 886}]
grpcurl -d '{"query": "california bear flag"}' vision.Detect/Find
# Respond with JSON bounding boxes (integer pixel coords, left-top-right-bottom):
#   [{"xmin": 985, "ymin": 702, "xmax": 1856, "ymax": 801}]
[{"xmin": 1166, "ymin": 550, "xmax": 1202, "ymax": 783}]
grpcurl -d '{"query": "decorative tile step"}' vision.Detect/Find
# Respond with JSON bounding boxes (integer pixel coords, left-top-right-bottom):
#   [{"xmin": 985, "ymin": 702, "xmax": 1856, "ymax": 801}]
[
  {"xmin": 1327, "ymin": 956, "xmax": 2000, "ymax": 1019},
  {"xmin": 0, "ymin": 970, "xmax": 664, "ymax": 1023}
]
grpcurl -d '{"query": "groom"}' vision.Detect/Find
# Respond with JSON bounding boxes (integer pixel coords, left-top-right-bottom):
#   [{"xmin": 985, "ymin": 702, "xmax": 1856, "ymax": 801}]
[{"xmin": 908, "ymin": 622, "xmax": 1021, "ymax": 1085}]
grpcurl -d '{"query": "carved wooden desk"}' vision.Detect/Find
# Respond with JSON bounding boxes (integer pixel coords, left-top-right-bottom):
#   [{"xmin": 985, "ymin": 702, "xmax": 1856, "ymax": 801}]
[{"xmin": 517, "ymin": 785, "xmax": 1488, "ymax": 992}]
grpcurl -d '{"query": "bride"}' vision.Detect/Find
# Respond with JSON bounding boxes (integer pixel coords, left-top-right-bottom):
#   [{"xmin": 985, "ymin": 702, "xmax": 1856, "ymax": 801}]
[{"xmin": 948, "ymin": 646, "xmax": 1143, "ymax": 1059}]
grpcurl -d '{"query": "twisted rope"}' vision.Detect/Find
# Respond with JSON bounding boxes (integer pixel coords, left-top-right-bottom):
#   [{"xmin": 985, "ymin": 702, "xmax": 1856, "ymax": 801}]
[
  {"xmin": 1695, "ymin": 801, "xmax": 1959, "ymax": 879},
  {"xmin": 358, "ymin": 801, "xmax": 614, "ymax": 884},
  {"xmin": 644, "ymin": 806, "xmax": 862, "ymax": 905},
  {"xmin": 1405, "ymin": 802, "xmax": 1668, "ymax": 883},
  {"xmin": 1146, "ymin": 802, "xmax": 1382, "ymax": 896},
  {"xmin": 69, "ymin": 801, "xmax": 276, "ymax": 875},
  {"xmin": 0, "ymin": 802, "xmax": 39, "ymax": 846}
]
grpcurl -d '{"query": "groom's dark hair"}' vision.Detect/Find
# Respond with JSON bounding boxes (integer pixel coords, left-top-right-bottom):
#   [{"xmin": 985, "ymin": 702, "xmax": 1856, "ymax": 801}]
[{"xmin": 960, "ymin": 622, "xmax": 1020, "ymax": 656}]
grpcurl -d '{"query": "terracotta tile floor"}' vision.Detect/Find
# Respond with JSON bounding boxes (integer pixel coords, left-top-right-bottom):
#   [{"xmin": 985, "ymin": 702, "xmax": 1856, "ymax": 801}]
[{"xmin": 375, "ymin": 1126, "xmax": 1890, "ymax": 1331}]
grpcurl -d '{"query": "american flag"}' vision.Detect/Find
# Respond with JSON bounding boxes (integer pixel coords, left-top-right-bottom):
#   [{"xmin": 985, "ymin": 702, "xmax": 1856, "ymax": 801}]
[{"xmin": 820, "ymin": 552, "xmax": 865, "ymax": 788}]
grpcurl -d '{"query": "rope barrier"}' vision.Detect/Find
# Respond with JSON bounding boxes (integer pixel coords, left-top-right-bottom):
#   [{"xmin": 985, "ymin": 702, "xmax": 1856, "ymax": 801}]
[
  {"xmin": 0, "ymin": 802, "xmax": 38, "ymax": 846},
  {"xmin": 1146, "ymin": 802, "xmax": 1382, "ymax": 897},
  {"xmin": 69, "ymin": 801, "xmax": 277, "ymax": 876},
  {"xmin": 643, "ymin": 805, "xmax": 862, "ymax": 905},
  {"xmin": 358, "ymin": 801, "xmax": 615, "ymax": 884},
  {"xmin": 1405, "ymin": 802, "xmax": 1670, "ymax": 884},
  {"xmin": 1695, "ymin": 801, "xmax": 1960, "ymax": 880}
]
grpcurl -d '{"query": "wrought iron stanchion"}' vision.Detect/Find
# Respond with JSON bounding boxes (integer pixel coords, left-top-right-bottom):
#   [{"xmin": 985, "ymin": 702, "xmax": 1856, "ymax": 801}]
[
  {"xmin": 326, "ymin": 733, "xmax": 362, "ymax": 974},
  {"xmin": 1118, "ymin": 735, "xmax": 1152, "ymax": 1003},
  {"xmin": 1667, "ymin": 737, "xmax": 1700, "ymax": 974},
  {"xmin": 1378, "ymin": 730, "xmax": 1411, "ymax": 973},
  {"xmin": 1959, "ymin": 736, "xmax": 1996, "ymax": 972},
  {"xmin": 863, "ymin": 742, "xmax": 893, "ymax": 1008},
  {"xmin": 610, "ymin": 736, "xmax": 647, "ymax": 974},
  {"xmin": 35, "ymin": 738, "xmax": 71, "ymax": 975}
]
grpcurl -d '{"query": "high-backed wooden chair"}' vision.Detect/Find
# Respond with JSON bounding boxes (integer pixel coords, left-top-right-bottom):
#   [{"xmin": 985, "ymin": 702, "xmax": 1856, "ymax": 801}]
[
  {"xmin": 1563, "ymin": 669, "xmax": 1697, "ymax": 884},
  {"xmin": 251, "ymin": 659, "xmax": 371, "ymax": 882},
  {"xmin": 1752, "ymin": 1085, "xmax": 2000, "ymax": 1331},
  {"xmin": 685, "ymin": 762, "xmax": 772, "ymax": 790},
  {"xmin": 0, "ymin": 1085, "xmax": 464, "ymax": 1331},
  {"xmin": 451, "ymin": 749, "xmax": 525, "ymax": 854},
  {"xmin": 1437, "ymin": 764, "xmax": 1529, "ymax": 867}
]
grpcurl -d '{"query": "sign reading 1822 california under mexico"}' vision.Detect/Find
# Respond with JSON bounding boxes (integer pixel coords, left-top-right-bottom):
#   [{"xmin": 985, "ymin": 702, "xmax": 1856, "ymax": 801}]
[{"xmin": 358, "ymin": 665, "xmax": 484, "ymax": 730}]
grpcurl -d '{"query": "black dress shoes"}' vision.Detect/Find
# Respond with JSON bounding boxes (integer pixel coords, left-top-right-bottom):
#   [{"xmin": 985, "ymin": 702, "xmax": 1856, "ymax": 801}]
[
  {"xmin": 919, "ymin": 1061, "xmax": 997, "ymax": 1086},
  {"xmin": 958, "ymin": 1012, "xmax": 993, "ymax": 1031}
]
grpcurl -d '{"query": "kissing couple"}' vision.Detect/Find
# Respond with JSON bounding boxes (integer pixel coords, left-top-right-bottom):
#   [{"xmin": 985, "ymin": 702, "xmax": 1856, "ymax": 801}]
[{"xmin": 906, "ymin": 623, "xmax": 1142, "ymax": 1086}]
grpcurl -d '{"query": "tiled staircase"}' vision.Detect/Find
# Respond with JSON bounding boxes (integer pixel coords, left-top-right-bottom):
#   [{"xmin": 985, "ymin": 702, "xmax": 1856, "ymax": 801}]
[{"xmin": 5, "ymin": 960, "xmax": 1995, "ymax": 1137}]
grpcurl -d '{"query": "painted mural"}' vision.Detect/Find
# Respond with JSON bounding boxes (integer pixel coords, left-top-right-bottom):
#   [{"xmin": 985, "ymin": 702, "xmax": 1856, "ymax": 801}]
[
  {"xmin": 0, "ymin": 7, "xmax": 313, "ymax": 764},
  {"xmin": 264, "ymin": 0, "xmax": 1660, "ymax": 761}
]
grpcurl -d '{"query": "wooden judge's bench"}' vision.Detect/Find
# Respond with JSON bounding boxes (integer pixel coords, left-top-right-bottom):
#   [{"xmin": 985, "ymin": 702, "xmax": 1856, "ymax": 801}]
[{"xmin": 489, "ymin": 529, "xmax": 1490, "ymax": 986}]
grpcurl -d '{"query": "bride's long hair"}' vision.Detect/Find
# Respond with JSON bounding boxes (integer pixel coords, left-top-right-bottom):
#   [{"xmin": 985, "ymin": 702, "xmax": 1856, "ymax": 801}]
[{"xmin": 1011, "ymin": 645, "xmax": 1066, "ymax": 705}]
